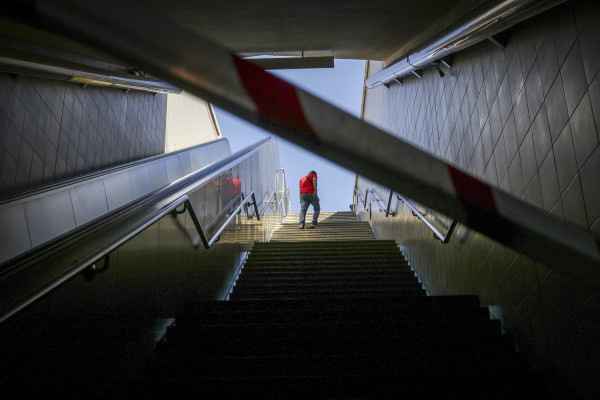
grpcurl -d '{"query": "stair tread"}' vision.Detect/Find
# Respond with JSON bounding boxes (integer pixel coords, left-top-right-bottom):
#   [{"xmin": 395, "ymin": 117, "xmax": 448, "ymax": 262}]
[
  {"xmin": 184, "ymin": 295, "xmax": 481, "ymax": 311},
  {"xmin": 152, "ymin": 212, "xmax": 537, "ymax": 398}
]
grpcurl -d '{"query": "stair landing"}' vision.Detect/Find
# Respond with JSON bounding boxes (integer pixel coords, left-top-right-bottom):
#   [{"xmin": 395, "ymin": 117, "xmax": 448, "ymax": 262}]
[{"xmin": 272, "ymin": 211, "xmax": 376, "ymax": 241}]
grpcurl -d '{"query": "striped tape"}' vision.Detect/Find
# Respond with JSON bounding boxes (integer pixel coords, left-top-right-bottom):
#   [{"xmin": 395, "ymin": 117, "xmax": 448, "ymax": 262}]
[
  {"xmin": 233, "ymin": 56, "xmax": 316, "ymax": 136},
  {"xmin": 447, "ymin": 166, "xmax": 497, "ymax": 213}
]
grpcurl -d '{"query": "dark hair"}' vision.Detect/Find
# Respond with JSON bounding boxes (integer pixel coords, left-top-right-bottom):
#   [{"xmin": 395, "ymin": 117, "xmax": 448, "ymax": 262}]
[{"xmin": 309, "ymin": 170, "xmax": 317, "ymax": 175}]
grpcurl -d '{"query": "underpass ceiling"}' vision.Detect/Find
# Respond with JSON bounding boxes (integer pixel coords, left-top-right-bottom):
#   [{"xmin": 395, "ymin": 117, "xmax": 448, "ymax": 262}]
[
  {"xmin": 137, "ymin": 0, "xmax": 467, "ymax": 61},
  {"xmin": 1, "ymin": 0, "xmax": 474, "ymax": 65}
]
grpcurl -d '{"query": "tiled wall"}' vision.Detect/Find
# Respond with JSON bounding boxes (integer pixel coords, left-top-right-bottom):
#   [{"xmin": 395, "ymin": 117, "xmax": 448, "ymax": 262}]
[
  {"xmin": 361, "ymin": 1, "xmax": 599, "ymax": 398},
  {"xmin": 0, "ymin": 64, "xmax": 167, "ymax": 196}
]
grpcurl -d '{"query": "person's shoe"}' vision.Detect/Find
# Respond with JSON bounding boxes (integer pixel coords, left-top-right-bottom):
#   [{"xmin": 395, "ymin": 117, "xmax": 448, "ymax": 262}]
[
  {"xmin": 299, "ymin": 223, "xmax": 304, "ymax": 229},
  {"xmin": 310, "ymin": 222, "xmax": 318, "ymax": 228}
]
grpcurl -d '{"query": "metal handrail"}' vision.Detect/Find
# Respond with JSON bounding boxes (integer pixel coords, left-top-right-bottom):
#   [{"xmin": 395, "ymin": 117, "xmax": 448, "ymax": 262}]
[
  {"xmin": 0, "ymin": 138, "xmax": 277, "ymax": 322},
  {"xmin": 173, "ymin": 191, "xmax": 260, "ymax": 249},
  {"xmin": 0, "ymin": 193, "xmax": 192, "ymax": 323},
  {"xmin": 353, "ymin": 186, "xmax": 364, "ymax": 209},
  {"xmin": 396, "ymin": 193, "xmax": 457, "ymax": 244},
  {"xmin": 277, "ymin": 168, "xmax": 290, "ymax": 215},
  {"xmin": 366, "ymin": 0, "xmax": 566, "ymax": 88},
  {"xmin": 354, "ymin": 186, "xmax": 456, "ymax": 244},
  {"xmin": 172, "ymin": 169, "xmax": 290, "ymax": 248},
  {"xmin": 354, "ymin": 186, "xmax": 395, "ymax": 217},
  {"xmin": 0, "ymin": 138, "xmax": 230, "ymax": 204},
  {"xmin": 275, "ymin": 191, "xmax": 288, "ymax": 218},
  {"xmin": 246, "ymin": 191, "xmax": 273, "ymax": 220},
  {"xmin": 366, "ymin": 188, "xmax": 384, "ymax": 213}
]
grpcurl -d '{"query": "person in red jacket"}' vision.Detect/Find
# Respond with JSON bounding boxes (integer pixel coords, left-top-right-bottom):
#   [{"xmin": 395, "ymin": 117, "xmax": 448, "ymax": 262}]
[{"xmin": 299, "ymin": 170, "xmax": 320, "ymax": 229}]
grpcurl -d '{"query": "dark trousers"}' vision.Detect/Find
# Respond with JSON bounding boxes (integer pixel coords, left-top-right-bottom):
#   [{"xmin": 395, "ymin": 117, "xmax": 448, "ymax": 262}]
[{"xmin": 299, "ymin": 193, "xmax": 320, "ymax": 225}]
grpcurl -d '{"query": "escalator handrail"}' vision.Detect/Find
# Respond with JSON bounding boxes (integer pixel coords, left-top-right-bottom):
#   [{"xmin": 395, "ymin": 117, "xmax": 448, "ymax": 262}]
[
  {"xmin": 0, "ymin": 138, "xmax": 230, "ymax": 204},
  {"xmin": 0, "ymin": 137, "xmax": 275, "ymax": 323},
  {"xmin": 1, "ymin": 136, "xmax": 270, "ymax": 273},
  {"xmin": 247, "ymin": 189, "xmax": 275, "ymax": 221},
  {"xmin": 196, "ymin": 191, "xmax": 260, "ymax": 249}
]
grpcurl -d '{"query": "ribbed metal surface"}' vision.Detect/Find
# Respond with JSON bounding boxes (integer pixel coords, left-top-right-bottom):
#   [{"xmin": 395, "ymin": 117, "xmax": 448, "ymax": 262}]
[{"xmin": 270, "ymin": 211, "xmax": 376, "ymax": 242}]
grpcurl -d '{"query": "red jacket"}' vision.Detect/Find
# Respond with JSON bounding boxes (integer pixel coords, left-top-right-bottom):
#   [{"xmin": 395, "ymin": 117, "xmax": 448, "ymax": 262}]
[{"xmin": 299, "ymin": 173, "xmax": 317, "ymax": 194}]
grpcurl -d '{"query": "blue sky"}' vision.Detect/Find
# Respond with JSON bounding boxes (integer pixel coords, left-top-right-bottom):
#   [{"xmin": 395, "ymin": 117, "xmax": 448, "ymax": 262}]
[{"xmin": 214, "ymin": 59, "xmax": 366, "ymax": 212}]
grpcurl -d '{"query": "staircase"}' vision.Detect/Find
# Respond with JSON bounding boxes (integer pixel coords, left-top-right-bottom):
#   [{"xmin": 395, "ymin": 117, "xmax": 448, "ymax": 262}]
[
  {"xmin": 152, "ymin": 212, "xmax": 547, "ymax": 398},
  {"xmin": 270, "ymin": 211, "xmax": 377, "ymax": 241}
]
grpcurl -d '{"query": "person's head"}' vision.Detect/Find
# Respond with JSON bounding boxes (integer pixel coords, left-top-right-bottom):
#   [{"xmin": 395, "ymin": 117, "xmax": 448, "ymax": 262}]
[{"xmin": 309, "ymin": 170, "xmax": 317, "ymax": 176}]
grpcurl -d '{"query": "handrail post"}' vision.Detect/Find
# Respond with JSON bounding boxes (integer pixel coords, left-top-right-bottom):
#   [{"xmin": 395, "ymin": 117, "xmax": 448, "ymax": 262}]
[
  {"xmin": 363, "ymin": 187, "xmax": 393, "ymax": 217},
  {"xmin": 396, "ymin": 193, "xmax": 456, "ymax": 244},
  {"xmin": 183, "ymin": 199, "xmax": 210, "ymax": 248},
  {"xmin": 258, "ymin": 191, "xmax": 274, "ymax": 220},
  {"xmin": 247, "ymin": 192, "xmax": 261, "ymax": 220},
  {"xmin": 277, "ymin": 167, "xmax": 290, "ymax": 216},
  {"xmin": 385, "ymin": 190, "xmax": 394, "ymax": 217},
  {"xmin": 443, "ymin": 220, "xmax": 458, "ymax": 244},
  {"xmin": 176, "ymin": 191, "xmax": 261, "ymax": 249},
  {"xmin": 356, "ymin": 185, "xmax": 456, "ymax": 243}
]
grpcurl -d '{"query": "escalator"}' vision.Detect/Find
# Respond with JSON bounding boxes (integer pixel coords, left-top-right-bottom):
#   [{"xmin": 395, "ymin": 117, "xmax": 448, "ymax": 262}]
[{"xmin": 0, "ymin": 137, "xmax": 287, "ymax": 397}]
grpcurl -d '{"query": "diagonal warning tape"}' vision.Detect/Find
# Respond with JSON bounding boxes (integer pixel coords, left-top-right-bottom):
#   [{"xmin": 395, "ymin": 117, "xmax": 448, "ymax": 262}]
[
  {"xmin": 447, "ymin": 166, "xmax": 498, "ymax": 213},
  {"xmin": 233, "ymin": 56, "xmax": 316, "ymax": 137},
  {"xmin": 32, "ymin": 0, "xmax": 600, "ymax": 282}
]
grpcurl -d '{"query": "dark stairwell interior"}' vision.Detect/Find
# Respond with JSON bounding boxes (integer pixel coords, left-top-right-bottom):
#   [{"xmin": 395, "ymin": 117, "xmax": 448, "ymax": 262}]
[{"xmin": 149, "ymin": 211, "xmax": 559, "ymax": 398}]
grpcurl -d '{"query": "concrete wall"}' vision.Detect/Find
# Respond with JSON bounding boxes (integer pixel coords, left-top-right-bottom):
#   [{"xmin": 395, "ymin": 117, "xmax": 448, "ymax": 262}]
[
  {"xmin": 165, "ymin": 91, "xmax": 221, "ymax": 153},
  {"xmin": 361, "ymin": 1, "xmax": 599, "ymax": 398}
]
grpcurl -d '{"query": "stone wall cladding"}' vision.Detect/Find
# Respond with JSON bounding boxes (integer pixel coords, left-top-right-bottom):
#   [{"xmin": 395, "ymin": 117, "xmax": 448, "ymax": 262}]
[{"xmin": 0, "ymin": 38, "xmax": 167, "ymax": 196}]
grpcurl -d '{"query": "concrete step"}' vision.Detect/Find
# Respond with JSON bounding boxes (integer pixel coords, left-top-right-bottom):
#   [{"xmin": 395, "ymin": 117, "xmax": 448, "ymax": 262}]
[
  {"xmin": 229, "ymin": 288, "xmax": 427, "ymax": 300},
  {"xmin": 151, "ymin": 211, "xmax": 540, "ymax": 399},
  {"xmin": 233, "ymin": 281, "xmax": 422, "ymax": 294},
  {"xmin": 242, "ymin": 261, "xmax": 409, "ymax": 270},
  {"xmin": 236, "ymin": 272, "xmax": 417, "ymax": 283},
  {"xmin": 154, "ymin": 348, "xmax": 525, "ymax": 380},
  {"xmin": 159, "ymin": 331, "xmax": 515, "ymax": 359},
  {"xmin": 271, "ymin": 211, "xmax": 377, "ymax": 241},
  {"xmin": 183, "ymin": 295, "xmax": 483, "ymax": 313},
  {"xmin": 251, "ymin": 239, "xmax": 396, "ymax": 248},
  {"xmin": 175, "ymin": 305, "xmax": 492, "ymax": 327},
  {"xmin": 147, "ymin": 370, "xmax": 534, "ymax": 399}
]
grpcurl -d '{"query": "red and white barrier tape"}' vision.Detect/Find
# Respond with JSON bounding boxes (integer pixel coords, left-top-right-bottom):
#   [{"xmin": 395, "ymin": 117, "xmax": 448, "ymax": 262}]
[{"xmin": 34, "ymin": 0, "xmax": 600, "ymax": 279}]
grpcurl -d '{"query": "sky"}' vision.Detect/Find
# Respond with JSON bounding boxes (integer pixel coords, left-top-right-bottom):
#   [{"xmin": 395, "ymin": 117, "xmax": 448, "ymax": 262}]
[{"xmin": 214, "ymin": 59, "xmax": 366, "ymax": 213}]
